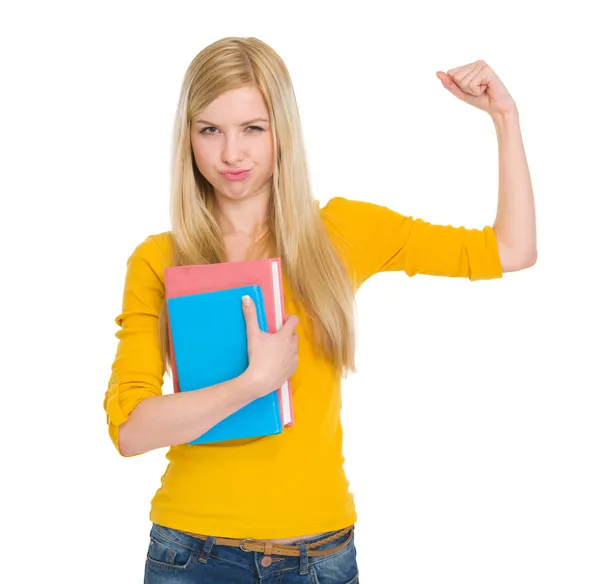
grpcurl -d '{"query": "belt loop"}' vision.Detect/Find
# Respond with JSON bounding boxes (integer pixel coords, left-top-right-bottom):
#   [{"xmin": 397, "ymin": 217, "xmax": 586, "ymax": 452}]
[
  {"xmin": 297, "ymin": 541, "xmax": 309, "ymax": 575},
  {"xmin": 199, "ymin": 535, "xmax": 216, "ymax": 564}
]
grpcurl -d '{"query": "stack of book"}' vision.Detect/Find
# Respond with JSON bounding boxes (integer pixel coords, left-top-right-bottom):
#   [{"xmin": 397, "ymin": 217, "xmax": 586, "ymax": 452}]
[{"xmin": 164, "ymin": 257, "xmax": 294, "ymax": 445}]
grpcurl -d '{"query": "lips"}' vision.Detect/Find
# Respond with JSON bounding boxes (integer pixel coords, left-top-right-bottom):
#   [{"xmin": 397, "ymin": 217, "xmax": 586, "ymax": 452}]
[
  {"xmin": 221, "ymin": 169, "xmax": 251, "ymax": 181},
  {"xmin": 220, "ymin": 169, "xmax": 250, "ymax": 175}
]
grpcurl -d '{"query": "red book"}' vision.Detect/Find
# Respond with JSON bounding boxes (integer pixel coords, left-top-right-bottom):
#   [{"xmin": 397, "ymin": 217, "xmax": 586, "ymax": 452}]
[{"xmin": 164, "ymin": 257, "xmax": 294, "ymax": 428}]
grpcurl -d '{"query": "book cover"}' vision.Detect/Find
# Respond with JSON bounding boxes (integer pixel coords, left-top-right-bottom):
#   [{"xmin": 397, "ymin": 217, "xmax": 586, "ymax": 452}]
[
  {"xmin": 164, "ymin": 257, "xmax": 294, "ymax": 428},
  {"xmin": 167, "ymin": 284, "xmax": 283, "ymax": 445}
]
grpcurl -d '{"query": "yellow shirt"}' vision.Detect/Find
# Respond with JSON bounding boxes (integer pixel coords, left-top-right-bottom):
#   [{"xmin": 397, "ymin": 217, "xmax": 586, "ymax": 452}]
[{"xmin": 104, "ymin": 196, "xmax": 503, "ymax": 538}]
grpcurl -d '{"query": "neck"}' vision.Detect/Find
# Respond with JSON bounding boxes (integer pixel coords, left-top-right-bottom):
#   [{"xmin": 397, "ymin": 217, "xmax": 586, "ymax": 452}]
[{"xmin": 214, "ymin": 187, "xmax": 270, "ymax": 238}]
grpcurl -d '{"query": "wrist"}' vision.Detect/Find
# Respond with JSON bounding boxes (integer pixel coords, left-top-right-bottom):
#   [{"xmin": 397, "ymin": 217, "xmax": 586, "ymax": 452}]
[
  {"xmin": 239, "ymin": 368, "xmax": 264, "ymax": 399},
  {"xmin": 491, "ymin": 106, "xmax": 519, "ymax": 127}
]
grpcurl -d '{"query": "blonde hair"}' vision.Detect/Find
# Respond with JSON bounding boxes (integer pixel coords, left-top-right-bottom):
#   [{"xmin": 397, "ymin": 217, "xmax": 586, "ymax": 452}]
[{"xmin": 158, "ymin": 36, "xmax": 357, "ymax": 378}]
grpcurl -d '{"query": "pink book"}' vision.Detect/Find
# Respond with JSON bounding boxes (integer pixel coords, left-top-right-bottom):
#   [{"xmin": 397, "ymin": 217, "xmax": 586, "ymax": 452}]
[{"xmin": 164, "ymin": 257, "xmax": 294, "ymax": 428}]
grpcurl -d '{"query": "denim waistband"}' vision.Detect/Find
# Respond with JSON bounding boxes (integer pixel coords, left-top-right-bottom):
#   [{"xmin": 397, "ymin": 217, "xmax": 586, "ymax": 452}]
[{"xmin": 149, "ymin": 522, "xmax": 356, "ymax": 578}]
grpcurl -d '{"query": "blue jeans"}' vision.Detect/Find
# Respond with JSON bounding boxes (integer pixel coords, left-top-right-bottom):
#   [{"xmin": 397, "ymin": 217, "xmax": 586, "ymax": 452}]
[{"xmin": 144, "ymin": 522, "xmax": 360, "ymax": 583}]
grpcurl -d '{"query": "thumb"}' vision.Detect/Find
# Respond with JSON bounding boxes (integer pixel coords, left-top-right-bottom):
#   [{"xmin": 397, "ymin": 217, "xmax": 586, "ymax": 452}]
[
  {"xmin": 437, "ymin": 71, "xmax": 460, "ymax": 93},
  {"xmin": 282, "ymin": 313, "xmax": 299, "ymax": 333},
  {"xmin": 436, "ymin": 71, "xmax": 448, "ymax": 84},
  {"xmin": 241, "ymin": 295, "xmax": 259, "ymax": 336},
  {"xmin": 436, "ymin": 71, "xmax": 478, "ymax": 106}
]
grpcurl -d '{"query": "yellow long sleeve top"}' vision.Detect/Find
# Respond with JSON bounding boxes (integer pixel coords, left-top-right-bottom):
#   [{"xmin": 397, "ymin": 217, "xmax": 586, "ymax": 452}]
[{"xmin": 104, "ymin": 196, "xmax": 503, "ymax": 539}]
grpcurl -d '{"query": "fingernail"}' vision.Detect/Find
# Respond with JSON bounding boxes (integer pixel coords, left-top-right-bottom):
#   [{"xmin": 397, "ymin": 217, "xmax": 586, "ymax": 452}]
[{"xmin": 242, "ymin": 295, "xmax": 250, "ymax": 306}]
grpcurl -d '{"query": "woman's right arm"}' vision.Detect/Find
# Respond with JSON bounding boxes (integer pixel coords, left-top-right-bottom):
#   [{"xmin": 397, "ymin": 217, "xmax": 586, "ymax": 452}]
[
  {"xmin": 104, "ymin": 235, "xmax": 263, "ymax": 458},
  {"xmin": 118, "ymin": 370, "xmax": 261, "ymax": 457},
  {"xmin": 104, "ymin": 234, "xmax": 296, "ymax": 457}
]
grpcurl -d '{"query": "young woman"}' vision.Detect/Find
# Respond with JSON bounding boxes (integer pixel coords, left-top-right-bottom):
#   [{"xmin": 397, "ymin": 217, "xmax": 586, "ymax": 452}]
[{"xmin": 104, "ymin": 37, "xmax": 536, "ymax": 583}]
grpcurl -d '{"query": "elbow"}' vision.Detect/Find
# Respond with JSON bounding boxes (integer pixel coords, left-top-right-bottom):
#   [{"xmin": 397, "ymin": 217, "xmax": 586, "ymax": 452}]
[
  {"xmin": 108, "ymin": 417, "xmax": 142, "ymax": 458},
  {"xmin": 116, "ymin": 419, "xmax": 147, "ymax": 458},
  {"xmin": 498, "ymin": 243, "xmax": 537, "ymax": 272},
  {"xmin": 104, "ymin": 383, "xmax": 157, "ymax": 457},
  {"xmin": 524, "ymin": 249, "xmax": 537, "ymax": 268},
  {"xmin": 515, "ymin": 248, "xmax": 537, "ymax": 270},
  {"xmin": 116, "ymin": 421, "xmax": 135, "ymax": 457}
]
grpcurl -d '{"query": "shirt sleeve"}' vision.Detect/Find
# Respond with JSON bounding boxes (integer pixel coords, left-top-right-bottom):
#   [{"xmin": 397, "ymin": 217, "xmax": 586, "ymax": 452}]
[
  {"xmin": 320, "ymin": 196, "xmax": 503, "ymax": 288},
  {"xmin": 103, "ymin": 235, "xmax": 166, "ymax": 457}
]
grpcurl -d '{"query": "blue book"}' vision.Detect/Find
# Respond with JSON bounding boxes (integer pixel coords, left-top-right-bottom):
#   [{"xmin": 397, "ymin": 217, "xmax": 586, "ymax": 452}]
[{"xmin": 166, "ymin": 284, "xmax": 283, "ymax": 445}]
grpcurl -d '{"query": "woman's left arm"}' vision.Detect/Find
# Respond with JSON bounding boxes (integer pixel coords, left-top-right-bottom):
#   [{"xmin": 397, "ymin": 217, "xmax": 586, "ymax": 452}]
[{"xmin": 438, "ymin": 61, "xmax": 537, "ymax": 272}]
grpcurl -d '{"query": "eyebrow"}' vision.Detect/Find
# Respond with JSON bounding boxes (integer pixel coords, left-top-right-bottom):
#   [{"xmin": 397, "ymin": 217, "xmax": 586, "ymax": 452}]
[{"xmin": 194, "ymin": 117, "xmax": 270, "ymax": 126}]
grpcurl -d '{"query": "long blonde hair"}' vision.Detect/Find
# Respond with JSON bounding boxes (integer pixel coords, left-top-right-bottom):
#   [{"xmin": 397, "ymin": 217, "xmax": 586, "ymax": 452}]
[{"xmin": 158, "ymin": 36, "xmax": 358, "ymax": 378}]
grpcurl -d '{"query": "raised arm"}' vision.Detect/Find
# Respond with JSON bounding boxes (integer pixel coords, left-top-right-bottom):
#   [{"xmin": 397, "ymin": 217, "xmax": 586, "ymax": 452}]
[
  {"xmin": 491, "ymin": 108, "xmax": 537, "ymax": 271},
  {"xmin": 437, "ymin": 60, "xmax": 537, "ymax": 271}
]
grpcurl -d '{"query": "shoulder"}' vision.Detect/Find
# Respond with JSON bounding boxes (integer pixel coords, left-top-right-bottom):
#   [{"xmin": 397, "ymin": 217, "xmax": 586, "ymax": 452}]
[
  {"xmin": 319, "ymin": 196, "xmax": 363, "ymax": 220},
  {"xmin": 147, "ymin": 231, "xmax": 174, "ymax": 267},
  {"xmin": 318, "ymin": 196, "xmax": 384, "ymax": 247},
  {"xmin": 317, "ymin": 197, "xmax": 368, "ymax": 278},
  {"xmin": 127, "ymin": 231, "xmax": 173, "ymax": 284},
  {"xmin": 319, "ymin": 196, "xmax": 381, "ymax": 232},
  {"xmin": 318, "ymin": 196, "xmax": 361, "ymax": 233}
]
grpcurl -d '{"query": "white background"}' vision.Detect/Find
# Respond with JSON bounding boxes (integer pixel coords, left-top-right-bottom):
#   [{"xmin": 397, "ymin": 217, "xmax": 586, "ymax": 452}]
[{"xmin": 2, "ymin": 1, "xmax": 599, "ymax": 582}]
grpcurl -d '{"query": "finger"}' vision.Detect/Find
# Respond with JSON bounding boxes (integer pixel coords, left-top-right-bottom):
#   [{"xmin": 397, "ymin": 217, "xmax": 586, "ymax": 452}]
[
  {"xmin": 446, "ymin": 61, "xmax": 481, "ymax": 90},
  {"xmin": 241, "ymin": 295, "xmax": 259, "ymax": 336},
  {"xmin": 447, "ymin": 61, "xmax": 488, "ymax": 95},
  {"xmin": 439, "ymin": 71, "xmax": 481, "ymax": 107},
  {"xmin": 283, "ymin": 314, "xmax": 300, "ymax": 331},
  {"xmin": 462, "ymin": 61, "xmax": 487, "ymax": 96},
  {"xmin": 447, "ymin": 60, "xmax": 479, "ymax": 80},
  {"xmin": 446, "ymin": 64, "xmax": 471, "ymax": 86}
]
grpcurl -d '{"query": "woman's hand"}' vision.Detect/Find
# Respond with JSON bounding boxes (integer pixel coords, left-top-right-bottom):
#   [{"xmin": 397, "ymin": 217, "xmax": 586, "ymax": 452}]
[
  {"xmin": 241, "ymin": 295, "xmax": 299, "ymax": 398},
  {"xmin": 436, "ymin": 60, "xmax": 517, "ymax": 117}
]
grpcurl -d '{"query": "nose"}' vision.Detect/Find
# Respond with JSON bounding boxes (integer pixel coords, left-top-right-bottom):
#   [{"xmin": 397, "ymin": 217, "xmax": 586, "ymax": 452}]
[{"xmin": 221, "ymin": 134, "xmax": 245, "ymax": 166}]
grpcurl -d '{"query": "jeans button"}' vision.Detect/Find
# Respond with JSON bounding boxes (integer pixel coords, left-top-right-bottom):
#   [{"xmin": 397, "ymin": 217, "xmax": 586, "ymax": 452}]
[{"xmin": 261, "ymin": 556, "xmax": 272, "ymax": 567}]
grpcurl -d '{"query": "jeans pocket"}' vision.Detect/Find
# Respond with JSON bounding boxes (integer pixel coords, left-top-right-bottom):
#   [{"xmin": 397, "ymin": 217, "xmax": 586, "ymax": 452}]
[
  {"xmin": 309, "ymin": 530, "xmax": 359, "ymax": 584},
  {"xmin": 146, "ymin": 530, "xmax": 195, "ymax": 572}
]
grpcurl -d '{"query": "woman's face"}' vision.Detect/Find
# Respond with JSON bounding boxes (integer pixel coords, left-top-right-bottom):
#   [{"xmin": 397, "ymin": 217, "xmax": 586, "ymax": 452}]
[{"xmin": 190, "ymin": 85, "xmax": 274, "ymax": 203}]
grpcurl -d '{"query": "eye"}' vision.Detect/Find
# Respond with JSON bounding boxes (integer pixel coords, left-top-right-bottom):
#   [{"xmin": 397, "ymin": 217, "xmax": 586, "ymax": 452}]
[
  {"xmin": 199, "ymin": 126, "xmax": 265, "ymax": 135},
  {"xmin": 199, "ymin": 126, "xmax": 218, "ymax": 135}
]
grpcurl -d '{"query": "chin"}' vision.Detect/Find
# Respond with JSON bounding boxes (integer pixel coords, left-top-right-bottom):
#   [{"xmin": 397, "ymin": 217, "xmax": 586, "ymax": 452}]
[{"xmin": 216, "ymin": 189, "xmax": 252, "ymax": 201}]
